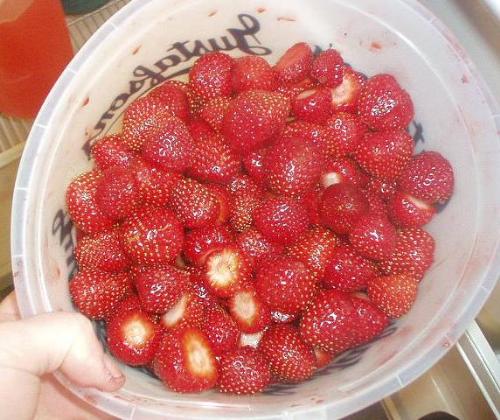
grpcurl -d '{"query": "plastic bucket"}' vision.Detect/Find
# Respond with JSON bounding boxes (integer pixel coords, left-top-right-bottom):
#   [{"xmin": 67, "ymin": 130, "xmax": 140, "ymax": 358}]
[{"xmin": 11, "ymin": 0, "xmax": 500, "ymax": 418}]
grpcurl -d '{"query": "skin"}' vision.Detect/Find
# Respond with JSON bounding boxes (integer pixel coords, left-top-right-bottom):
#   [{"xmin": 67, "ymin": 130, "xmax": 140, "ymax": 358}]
[{"xmin": 0, "ymin": 292, "xmax": 124, "ymax": 419}]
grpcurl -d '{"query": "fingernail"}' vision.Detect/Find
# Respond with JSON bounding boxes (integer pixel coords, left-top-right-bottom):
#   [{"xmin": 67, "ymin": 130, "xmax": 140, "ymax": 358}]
[{"xmin": 104, "ymin": 354, "xmax": 125, "ymax": 380}]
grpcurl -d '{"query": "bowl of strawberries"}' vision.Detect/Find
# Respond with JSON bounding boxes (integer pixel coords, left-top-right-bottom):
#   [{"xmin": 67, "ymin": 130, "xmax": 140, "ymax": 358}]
[{"xmin": 11, "ymin": 0, "xmax": 500, "ymax": 418}]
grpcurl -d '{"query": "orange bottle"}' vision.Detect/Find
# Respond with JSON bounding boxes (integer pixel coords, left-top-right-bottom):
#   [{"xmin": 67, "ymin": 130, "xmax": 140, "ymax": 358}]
[{"xmin": 0, "ymin": 0, "xmax": 73, "ymax": 119}]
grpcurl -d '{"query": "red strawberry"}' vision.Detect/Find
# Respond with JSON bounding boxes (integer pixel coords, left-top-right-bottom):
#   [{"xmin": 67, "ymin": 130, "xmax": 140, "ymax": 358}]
[
  {"xmin": 323, "ymin": 245, "xmax": 378, "ymax": 292},
  {"xmin": 354, "ymin": 130, "xmax": 414, "ymax": 181},
  {"xmin": 324, "ymin": 112, "xmax": 365, "ymax": 157},
  {"xmin": 75, "ymin": 229, "xmax": 130, "ymax": 273},
  {"xmin": 203, "ymin": 246, "xmax": 251, "ymax": 298},
  {"xmin": 189, "ymin": 272, "xmax": 220, "ymax": 307},
  {"xmin": 282, "ymin": 120, "xmax": 330, "ymax": 156},
  {"xmin": 218, "ymin": 347, "xmax": 271, "ymax": 394},
  {"xmin": 227, "ymin": 174, "xmax": 261, "ymax": 195},
  {"xmin": 387, "ymin": 191, "xmax": 436, "ymax": 228},
  {"xmin": 254, "ymin": 197, "xmax": 310, "ymax": 245},
  {"xmin": 265, "ymin": 137, "xmax": 323, "ymax": 196},
  {"xmin": 275, "ymin": 42, "xmax": 314, "ymax": 85},
  {"xmin": 107, "ymin": 294, "xmax": 142, "ymax": 320},
  {"xmin": 366, "ymin": 177, "xmax": 397, "ymax": 202},
  {"xmin": 320, "ymin": 158, "xmax": 366, "ymax": 188},
  {"xmin": 255, "ymin": 256, "xmax": 317, "ymax": 315},
  {"xmin": 70, "ymin": 270, "xmax": 133, "ymax": 320},
  {"xmin": 203, "ymin": 305, "xmax": 240, "ymax": 355},
  {"xmin": 206, "ymin": 184, "xmax": 232, "ymax": 224},
  {"xmin": 314, "ymin": 347, "xmax": 334, "ymax": 368},
  {"xmin": 363, "ymin": 187, "xmax": 388, "ymax": 215},
  {"xmin": 232, "ymin": 55, "xmax": 277, "ymax": 93},
  {"xmin": 153, "ymin": 327, "xmax": 218, "ymax": 392},
  {"xmin": 148, "ymin": 80, "xmax": 189, "ymax": 121},
  {"xmin": 367, "ymin": 274, "xmax": 419, "ymax": 318},
  {"xmin": 183, "ymin": 225, "xmax": 234, "ymax": 266},
  {"xmin": 296, "ymin": 186, "xmax": 322, "ymax": 225},
  {"xmin": 96, "ymin": 166, "xmax": 140, "ymax": 221},
  {"xmin": 311, "ymin": 48, "xmax": 344, "ymax": 88},
  {"xmin": 161, "ymin": 292, "xmax": 205, "ymax": 330},
  {"xmin": 236, "ymin": 228, "xmax": 284, "ymax": 267},
  {"xmin": 169, "ymin": 178, "xmax": 220, "ymax": 229},
  {"xmin": 121, "ymin": 206, "xmax": 184, "ymax": 265},
  {"xmin": 189, "ymin": 52, "xmax": 234, "ymax": 99},
  {"xmin": 259, "ymin": 324, "xmax": 316, "ymax": 383},
  {"xmin": 223, "ymin": 90, "xmax": 290, "ymax": 154},
  {"xmin": 292, "ymin": 87, "xmax": 332, "ymax": 124},
  {"xmin": 66, "ymin": 171, "xmax": 114, "ymax": 235},
  {"xmin": 286, "ymin": 226, "xmax": 337, "ymax": 278},
  {"xmin": 299, "ymin": 290, "xmax": 389, "ymax": 353},
  {"xmin": 187, "ymin": 89, "xmax": 207, "ymax": 119},
  {"xmin": 107, "ymin": 306, "xmax": 162, "ymax": 366},
  {"xmin": 276, "ymin": 77, "xmax": 316, "ymax": 101},
  {"xmin": 349, "ymin": 213, "xmax": 397, "ymax": 260},
  {"xmin": 188, "ymin": 134, "xmax": 240, "ymax": 184},
  {"xmin": 91, "ymin": 135, "xmax": 136, "ymax": 170},
  {"xmin": 242, "ymin": 147, "xmax": 268, "ymax": 186},
  {"xmin": 319, "ymin": 183, "xmax": 368, "ymax": 234},
  {"xmin": 199, "ymin": 97, "xmax": 231, "ymax": 132},
  {"xmin": 229, "ymin": 186, "xmax": 263, "ymax": 233},
  {"xmin": 398, "ymin": 151, "xmax": 454, "ymax": 204},
  {"xmin": 378, "ymin": 228, "xmax": 435, "ymax": 280},
  {"xmin": 271, "ymin": 310, "xmax": 299, "ymax": 324},
  {"xmin": 188, "ymin": 118, "xmax": 214, "ymax": 141},
  {"xmin": 330, "ymin": 66, "xmax": 364, "ymax": 113},
  {"xmin": 228, "ymin": 286, "xmax": 271, "ymax": 333},
  {"xmin": 141, "ymin": 116, "xmax": 195, "ymax": 173},
  {"xmin": 135, "ymin": 266, "xmax": 189, "ymax": 313},
  {"xmin": 358, "ymin": 74, "xmax": 414, "ymax": 130}
]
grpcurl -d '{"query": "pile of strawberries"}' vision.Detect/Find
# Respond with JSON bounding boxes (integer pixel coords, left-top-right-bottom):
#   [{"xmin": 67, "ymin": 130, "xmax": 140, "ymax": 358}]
[{"xmin": 66, "ymin": 42, "xmax": 454, "ymax": 394}]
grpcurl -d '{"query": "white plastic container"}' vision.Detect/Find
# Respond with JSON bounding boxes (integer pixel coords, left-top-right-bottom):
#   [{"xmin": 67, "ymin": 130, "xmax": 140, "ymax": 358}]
[{"xmin": 11, "ymin": 0, "xmax": 500, "ymax": 418}]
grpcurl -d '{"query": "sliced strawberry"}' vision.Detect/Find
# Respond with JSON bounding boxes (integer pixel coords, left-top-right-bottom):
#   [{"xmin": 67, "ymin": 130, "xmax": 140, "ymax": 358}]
[
  {"xmin": 388, "ymin": 191, "xmax": 436, "ymax": 228},
  {"xmin": 183, "ymin": 225, "xmax": 234, "ymax": 266},
  {"xmin": 160, "ymin": 292, "xmax": 205, "ymax": 330},
  {"xmin": 398, "ymin": 151, "xmax": 454, "ymax": 204},
  {"xmin": 367, "ymin": 273, "xmax": 419, "ymax": 318},
  {"xmin": 274, "ymin": 42, "xmax": 314, "ymax": 85},
  {"xmin": 320, "ymin": 158, "xmax": 366, "ymax": 188},
  {"xmin": 203, "ymin": 305, "xmax": 240, "ymax": 355},
  {"xmin": 189, "ymin": 52, "xmax": 234, "ymax": 99},
  {"xmin": 330, "ymin": 66, "xmax": 364, "ymax": 113},
  {"xmin": 121, "ymin": 206, "xmax": 184, "ymax": 265},
  {"xmin": 311, "ymin": 48, "xmax": 344, "ymax": 88},
  {"xmin": 349, "ymin": 213, "xmax": 397, "ymax": 260},
  {"xmin": 223, "ymin": 90, "xmax": 290, "ymax": 154},
  {"xmin": 91, "ymin": 134, "xmax": 136, "ymax": 170},
  {"xmin": 205, "ymin": 184, "xmax": 232, "ymax": 224},
  {"xmin": 242, "ymin": 147, "xmax": 268, "ymax": 186},
  {"xmin": 228, "ymin": 286, "xmax": 271, "ymax": 333},
  {"xmin": 232, "ymin": 55, "xmax": 277, "ymax": 93},
  {"xmin": 259, "ymin": 324, "xmax": 316, "ymax": 383},
  {"xmin": 324, "ymin": 112, "xmax": 366, "ymax": 157},
  {"xmin": 270, "ymin": 310, "xmax": 299, "ymax": 324},
  {"xmin": 282, "ymin": 120, "xmax": 330, "ymax": 156},
  {"xmin": 236, "ymin": 228, "xmax": 284, "ymax": 267},
  {"xmin": 199, "ymin": 97, "xmax": 231, "ymax": 132},
  {"xmin": 148, "ymin": 80, "xmax": 189, "ymax": 121},
  {"xmin": 153, "ymin": 327, "xmax": 218, "ymax": 392},
  {"xmin": 292, "ymin": 87, "xmax": 332, "ymax": 124},
  {"xmin": 314, "ymin": 347, "xmax": 334, "ymax": 368},
  {"xmin": 70, "ymin": 270, "xmax": 133, "ymax": 320},
  {"xmin": 366, "ymin": 177, "xmax": 397, "ymax": 202},
  {"xmin": 358, "ymin": 74, "xmax": 414, "ymax": 131}
]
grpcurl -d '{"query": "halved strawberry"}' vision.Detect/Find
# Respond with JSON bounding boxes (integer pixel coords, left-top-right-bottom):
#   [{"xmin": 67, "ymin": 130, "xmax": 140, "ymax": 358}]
[
  {"xmin": 153, "ymin": 327, "xmax": 218, "ymax": 392},
  {"xmin": 236, "ymin": 228, "xmax": 284, "ymax": 267},
  {"xmin": 259, "ymin": 324, "xmax": 316, "ymax": 383},
  {"xmin": 320, "ymin": 158, "xmax": 367, "ymax": 188},
  {"xmin": 91, "ymin": 134, "xmax": 136, "ymax": 170},
  {"xmin": 324, "ymin": 112, "xmax": 366, "ymax": 158},
  {"xmin": 70, "ymin": 270, "xmax": 133, "ymax": 320},
  {"xmin": 274, "ymin": 42, "xmax": 314, "ymax": 85},
  {"xmin": 199, "ymin": 97, "xmax": 231, "ymax": 132},
  {"xmin": 203, "ymin": 305, "xmax": 240, "ymax": 355},
  {"xmin": 205, "ymin": 184, "xmax": 232, "ymax": 224},
  {"xmin": 228, "ymin": 286, "xmax": 271, "ymax": 333},
  {"xmin": 160, "ymin": 292, "xmax": 205, "ymax": 330},
  {"xmin": 311, "ymin": 48, "xmax": 344, "ymax": 88},
  {"xmin": 148, "ymin": 80, "xmax": 189, "ymax": 121},
  {"xmin": 232, "ymin": 55, "xmax": 277, "ymax": 93},
  {"xmin": 282, "ymin": 120, "xmax": 330, "ymax": 156},
  {"xmin": 292, "ymin": 87, "xmax": 332, "ymax": 124},
  {"xmin": 367, "ymin": 273, "xmax": 419, "ymax": 318},
  {"xmin": 349, "ymin": 213, "xmax": 397, "ymax": 260},
  {"xmin": 218, "ymin": 347, "xmax": 271, "ymax": 394},
  {"xmin": 189, "ymin": 52, "xmax": 234, "ymax": 99},
  {"xmin": 183, "ymin": 225, "xmax": 234, "ymax": 266},
  {"xmin": 314, "ymin": 347, "xmax": 334, "ymax": 369},
  {"xmin": 330, "ymin": 66, "xmax": 364, "ymax": 113},
  {"xmin": 387, "ymin": 191, "xmax": 436, "ymax": 228},
  {"xmin": 242, "ymin": 147, "xmax": 268, "ymax": 186}
]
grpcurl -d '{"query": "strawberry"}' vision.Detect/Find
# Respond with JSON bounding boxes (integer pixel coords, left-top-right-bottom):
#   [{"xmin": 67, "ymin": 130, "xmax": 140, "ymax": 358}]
[
  {"xmin": 148, "ymin": 80, "xmax": 189, "ymax": 121},
  {"xmin": 330, "ymin": 66, "xmax": 364, "ymax": 113},
  {"xmin": 397, "ymin": 151, "xmax": 454, "ymax": 204},
  {"xmin": 271, "ymin": 310, "xmax": 299, "ymax": 324},
  {"xmin": 205, "ymin": 184, "xmax": 232, "ymax": 224},
  {"xmin": 96, "ymin": 166, "xmax": 140, "ymax": 221},
  {"xmin": 107, "ymin": 306, "xmax": 162, "ymax": 366},
  {"xmin": 91, "ymin": 134, "xmax": 135, "ymax": 170},
  {"xmin": 218, "ymin": 347, "xmax": 271, "ymax": 394},
  {"xmin": 66, "ymin": 171, "xmax": 114, "ymax": 235},
  {"xmin": 319, "ymin": 183, "xmax": 368, "ymax": 234},
  {"xmin": 387, "ymin": 191, "xmax": 436, "ymax": 228},
  {"xmin": 296, "ymin": 186, "xmax": 322, "ymax": 225},
  {"xmin": 255, "ymin": 256, "xmax": 317, "ymax": 315},
  {"xmin": 254, "ymin": 197, "xmax": 309, "ymax": 245},
  {"xmin": 199, "ymin": 97, "xmax": 231, "ymax": 132},
  {"xmin": 141, "ymin": 116, "xmax": 195, "ymax": 173},
  {"xmin": 349, "ymin": 213, "xmax": 397, "ymax": 260},
  {"xmin": 223, "ymin": 90, "xmax": 290, "ymax": 154},
  {"xmin": 239, "ymin": 331, "xmax": 264, "ymax": 348},
  {"xmin": 106, "ymin": 294, "xmax": 142, "ymax": 320},
  {"xmin": 314, "ymin": 347, "xmax": 333, "ymax": 368},
  {"xmin": 169, "ymin": 178, "xmax": 220, "ymax": 229},
  {"xmin": 75, "ymin": 228, "xmax": 130, "ymax": 273},
  {"xmin": 367, "ymin": 273, "xmax": 419, "ymax": 318},
  {"xmin": 259, "ymin": 324, "xmax": 316, "ymax": 383},
  {"xmin": 299, "ymin": 290, "xmax": 389, "ymax": 353},
  {"xmin": 188, "ymin": 118, "xmax": 214, "ymax": 141},
  {"xmin": 324, "ymin": 112, "xmax": 365, "ymax": 157},
  {"xmin": 366, "ymin": 177, "xmax": 397, "ymax": 202},
  {"xmin": 274, "ymin": 42, "xmax": 314, "ymax": 85},
  {"xmin": 242, "ymin": 147, "xmax": 268, "ymax": 186},
  {"xmin": 229, "ymin": 187, "xmax": 263, "ymax": 233},
  {"xmin": 358, "ymin": 74, "xmax": 414, "ymax": 130},
  {"xmin": 227, "ymin": 174, "xmax": 262, "ymax": 195},
  {"xmin": 354, "ymin": 130, "xmax": 414, "ymax": 181},
  {"xmin": 153, "ymin": 327, "xmax": 218, "ymax": 392},
  {"xmin": 265, "ymin": 137, "xmax": 323, "ymax": 196},
  {"xmin": 183, "ymin": 225, "xmax": 234, "ymax": 266},
  {"xmin": 188, "ymin": 134, "xmax": 240, "ymax": 184},
  {"xmin": 378, "ymin": 228, "xmax": 435, "ymax": 280},
  {"xmin": 160, "ymin": 292, "xmax": 205, "ymax": 330},
  {"xmin": 286, "ymin": 226, "xmax": 337, "ymax": 278},
  {"xmin": 363, "ymin": 187, "xmax": 388, "ymax": 215},
  {"xmin": 232, "ymin": 56, "xmax": 277, "ymax": 93},
  {"xmin": 203, "ymin": 305, "xmax": 240, "ymax": 355},
  {"xmin": 292, "ymin": 87, "xmax": 333, "ymax": 124},
  {"xmin": 187, "ymin": 89, "xmax": 207, "ymax": 119},
  {"xmin": 323, "ymin": 245, "xmax": 378, "ymax": 292},
  {"xmin": 121, "ymin": 206, "xmax": 184, "ymax": 265},
  {"xmin": 135, "ymin": 266, "xmax": 189, "ymax": 313},
  {"xmin": 282, "ymin": 120, "xmax": 330, "ymax": 156},
  {"xmin": 203, "ymin": 246, "xmax": 251, "ymax": 298},
  {"xmin": 70, "ymin": 270, "xmax": 133, "ymax": 320},
  {"xmin": 236, "ymin": 228, "xmax": 284, "ymax": 267},
  {"xmin": 189, "ymin": 52, "xmax": 234, "ymax": 100},
  {"xmin": 311, "ymin": 48, "xmax": 344, "ymax": 88},
  {"xmin": 320, "ymin": 158, "xmax": 367, "ymax": 188},
  {"xmin": 276, "ymin": 77, "xmax": 316, "ymax": 101},
  {"xmin": 228, "ymin": 286, "xmax": 272, "ymax": 333}
]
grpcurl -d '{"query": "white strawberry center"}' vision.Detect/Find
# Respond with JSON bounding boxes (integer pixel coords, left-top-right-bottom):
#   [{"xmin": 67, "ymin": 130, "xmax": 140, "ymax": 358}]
[
  {"xmin": 331, "ymin": 77, "xmax": 352, "ymax": 104},
  {"xmin": 185, "ymin": 333, "xmax": 215, "ymax": 376},
  {"xmin": 234, "ymin": 291, "xmax": 257, "ymax": 323},
  {"xmin": 124, "ymin": 316, "xmax": 151, "ymax": 348},
  {"xmin": 207, "ymin": 249, "xmax": 239, "ymax": 287},
  {"xmin": 161, "ymin": 294, "xmax": 188, "ymax": 328},
  {"xmin": 297, "ymin": 89, "xmax": 316, "ymax": 100},
  {"xmin": 408, "ymin": 194, "xmax": 431, "ymax": 210},
  {"xmin": 321, "ymin": 172, "xmax": 341, "ymax": 187}
]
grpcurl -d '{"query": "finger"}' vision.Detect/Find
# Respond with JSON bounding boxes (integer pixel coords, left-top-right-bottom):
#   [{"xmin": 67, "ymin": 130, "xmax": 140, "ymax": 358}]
[{"xmin": 0, "ymin": 291, "xmax": 20, "ymax": 320}]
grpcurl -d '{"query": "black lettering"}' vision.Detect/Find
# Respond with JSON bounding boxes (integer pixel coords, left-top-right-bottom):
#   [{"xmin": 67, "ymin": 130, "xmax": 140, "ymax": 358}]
[
  {"xmin": 227, "ymin": 14, "xmax": 271, "ymax": 56},
  {"xmin": 207, "ymin": 36, "xmax": 237, "ymax": 52},
  {"xmin": 154, "ymin": 53, "xmax": 182, "ymax": 73}
]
